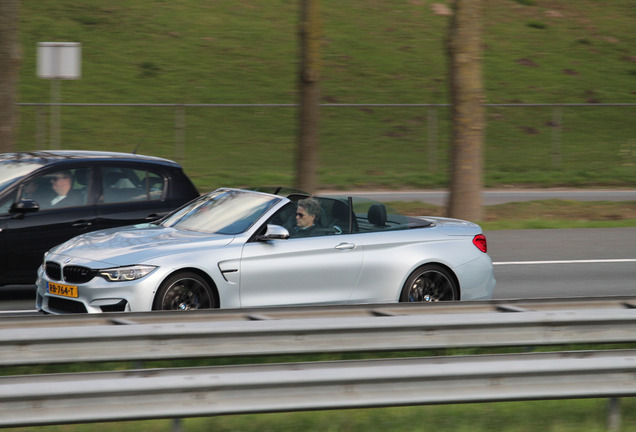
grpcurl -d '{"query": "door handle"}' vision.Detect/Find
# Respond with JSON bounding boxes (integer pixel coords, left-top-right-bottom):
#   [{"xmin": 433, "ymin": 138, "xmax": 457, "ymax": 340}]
[
  {"xmin": 72, "ymin": 220, "xmax": 93, "ymax": 228},
  {"xmin": 335, "ymin": 242, "xmax": 356, "ymax": 250}
]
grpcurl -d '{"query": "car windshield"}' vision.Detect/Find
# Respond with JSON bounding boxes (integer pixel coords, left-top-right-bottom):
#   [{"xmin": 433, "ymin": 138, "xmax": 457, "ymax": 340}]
[
  {"xmin": 0, "ymin": 161, "xmax": 44, "ymax": 193},
  {"xmin": 160, "ymin": 189, "xmax": 280, "ymax": 235}
]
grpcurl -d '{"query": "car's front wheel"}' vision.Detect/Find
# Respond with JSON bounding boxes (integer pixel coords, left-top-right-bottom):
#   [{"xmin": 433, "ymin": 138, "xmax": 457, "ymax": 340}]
[
  {"xmin": 152, "ymin": 271, "xmax": 217, "ymax": 311},
  {"xmin": 400, "ymin": 264, "xmax": 459, "ymax": 302}
]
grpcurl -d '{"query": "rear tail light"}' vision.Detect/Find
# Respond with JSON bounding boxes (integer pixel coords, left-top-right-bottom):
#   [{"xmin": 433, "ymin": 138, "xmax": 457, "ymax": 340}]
[{"xmin": 473, "ymin": 234, "xmax": 487, "ymax": 253}]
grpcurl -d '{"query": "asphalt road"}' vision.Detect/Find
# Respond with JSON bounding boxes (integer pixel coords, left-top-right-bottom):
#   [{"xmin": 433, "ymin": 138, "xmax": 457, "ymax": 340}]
[
  {"xmin": 1, "ymin": 227, "xmax": 634, "ymax": 314},
  {"xmin": 486, "ymin": 227, "xmax": 636, "ymax": 300}
]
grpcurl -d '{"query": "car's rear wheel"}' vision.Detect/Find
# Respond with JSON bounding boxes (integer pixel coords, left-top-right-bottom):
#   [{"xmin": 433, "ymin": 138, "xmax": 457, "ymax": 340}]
[
  {"xmin": 153, "ymin": 271, "xmax": 216, "ymax": 311},
  {"xmin": 400, "ymin": 264, "xmax": 459, "ymax": 302}
]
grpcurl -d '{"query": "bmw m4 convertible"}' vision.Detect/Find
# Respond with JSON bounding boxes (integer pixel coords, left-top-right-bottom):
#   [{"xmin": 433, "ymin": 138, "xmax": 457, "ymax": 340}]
[{"xmin": 36, "ymin": 187, "xmax": 495, "ymax": 314}]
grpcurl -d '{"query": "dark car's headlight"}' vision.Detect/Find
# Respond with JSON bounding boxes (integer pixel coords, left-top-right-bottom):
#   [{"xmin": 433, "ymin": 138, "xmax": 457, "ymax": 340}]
[{"xmin": 98, "ymin": 265, "xmax": 157, "ymax": 282}]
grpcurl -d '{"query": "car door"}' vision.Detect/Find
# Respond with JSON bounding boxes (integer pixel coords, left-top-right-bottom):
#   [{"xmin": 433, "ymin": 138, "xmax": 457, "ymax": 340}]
[
  {"xmin": 0, "ymin": 166, "xmax": 96, "ymax": 285},
  {"xmin": 239, "ymin": 234, "xmax": 363, "ymax": 307},
  {"xmin": 238, "ymin": 200, "xmax": 363, "ymax": 307}
]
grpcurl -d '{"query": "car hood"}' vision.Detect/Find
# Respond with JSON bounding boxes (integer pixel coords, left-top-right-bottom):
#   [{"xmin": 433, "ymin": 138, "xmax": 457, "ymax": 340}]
[{"xmin": 49, "ymin": 224, "xmax": 235, "ymax": 265}]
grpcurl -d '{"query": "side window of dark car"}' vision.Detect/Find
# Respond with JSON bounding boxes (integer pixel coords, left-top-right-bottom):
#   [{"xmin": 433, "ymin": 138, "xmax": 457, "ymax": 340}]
[
  {"xmin": 20, "ymin": 168, "xmax": 90, "ymax": 210},
  {"xmin": 0, "ymin": 194, "xmax": 17, "ymax": 214},
  {"xmin": 100, "ymin": 167, "xmax": 165, "ymax": 204}
]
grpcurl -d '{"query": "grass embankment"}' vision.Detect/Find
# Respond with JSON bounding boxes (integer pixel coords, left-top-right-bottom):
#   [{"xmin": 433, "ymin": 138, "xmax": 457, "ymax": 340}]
[{"xmin": 17, "ymin": 0, "xmax": 636, "ymax": 192}]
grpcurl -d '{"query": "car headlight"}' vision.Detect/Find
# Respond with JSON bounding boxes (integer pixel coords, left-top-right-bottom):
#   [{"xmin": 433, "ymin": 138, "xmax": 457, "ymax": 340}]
[{"xmin": 98, "ymin": 265, "xmax": 157, "ymax": 282}]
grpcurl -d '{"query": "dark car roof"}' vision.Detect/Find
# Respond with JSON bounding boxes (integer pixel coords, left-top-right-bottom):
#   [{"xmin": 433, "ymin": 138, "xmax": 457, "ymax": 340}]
[{"xmin": 0, "ymin": 151, "xmax": 182, "ymax": 167}]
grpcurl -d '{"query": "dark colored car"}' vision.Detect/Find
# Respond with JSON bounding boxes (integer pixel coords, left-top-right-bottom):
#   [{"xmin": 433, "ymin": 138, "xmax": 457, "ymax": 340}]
[{"xmin": 0, "ymin": 151, "xmax": 200, "ymax": 286}]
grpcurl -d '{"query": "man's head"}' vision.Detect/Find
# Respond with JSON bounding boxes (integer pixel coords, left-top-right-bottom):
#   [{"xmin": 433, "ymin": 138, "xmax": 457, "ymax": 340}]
[
  {"xmin": 296, "ymin": 198, "xmax": 321, "ymax": 229},
  {"xmin": 50, "ymin": 171, "xmax": 73, "ymax": 196}
]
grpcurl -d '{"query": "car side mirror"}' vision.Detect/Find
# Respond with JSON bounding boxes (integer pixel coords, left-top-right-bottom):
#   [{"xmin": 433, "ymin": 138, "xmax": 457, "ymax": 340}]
[
  {"xmin": 10, "ymin": 199, "xmax": 40, "ymax": 214},
  {"xmin": 256, "ymin": 224, "xmax": 290, "ymax": 241}
]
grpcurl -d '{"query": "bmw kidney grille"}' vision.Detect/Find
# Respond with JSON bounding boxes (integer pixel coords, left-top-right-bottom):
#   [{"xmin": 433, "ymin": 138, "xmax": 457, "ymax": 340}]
[{"xmin": 45, "ymin": 261, "xmax": 96, "ymax": 284}]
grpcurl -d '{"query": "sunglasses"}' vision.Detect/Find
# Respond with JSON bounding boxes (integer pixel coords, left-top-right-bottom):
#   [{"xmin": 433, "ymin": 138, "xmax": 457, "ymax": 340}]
[
  {"xmin": 50, "ymin": 176, "xmax": 67, "ymax": 182},
  {"xmin": 296, "ymin": 212, "xmax": 307, "ymax": 218}
]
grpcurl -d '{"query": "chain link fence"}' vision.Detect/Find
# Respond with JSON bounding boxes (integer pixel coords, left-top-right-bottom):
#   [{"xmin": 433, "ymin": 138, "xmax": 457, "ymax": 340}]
[{"xmin": 16, "ymin": 102, "xmax": 636, "ymax": 191}]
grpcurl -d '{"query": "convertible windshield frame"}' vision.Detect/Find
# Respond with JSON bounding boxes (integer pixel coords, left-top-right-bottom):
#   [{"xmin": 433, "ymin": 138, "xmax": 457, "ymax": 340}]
[{"xmin": 161, "ymin": 189, "xmax": 281, "ymax": 235}]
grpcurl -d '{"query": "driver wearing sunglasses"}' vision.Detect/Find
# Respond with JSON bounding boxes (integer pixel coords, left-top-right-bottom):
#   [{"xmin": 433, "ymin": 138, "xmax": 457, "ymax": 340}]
[{"xmin": 292, "ymin": 197, "xmax": 321, "ymax": 237}]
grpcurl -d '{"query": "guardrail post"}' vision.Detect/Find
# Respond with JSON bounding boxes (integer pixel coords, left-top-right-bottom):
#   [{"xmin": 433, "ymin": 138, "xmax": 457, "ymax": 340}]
[
  {"xmin": 607, "ymin": 397, "xmax": 621, "ymax": 431},
  {"xmin": 172, "ymin": 418, "xmax": 183, "ymax": 432}
]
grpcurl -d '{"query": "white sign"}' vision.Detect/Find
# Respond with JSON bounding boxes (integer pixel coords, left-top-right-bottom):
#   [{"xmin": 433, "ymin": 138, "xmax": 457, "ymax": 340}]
[{"xmin": 37, "ymin": 42, "xmax": 81, "ymax": 79}]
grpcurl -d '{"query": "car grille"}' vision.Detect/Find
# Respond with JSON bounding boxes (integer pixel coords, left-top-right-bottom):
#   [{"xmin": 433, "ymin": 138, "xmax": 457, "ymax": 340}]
[
  {"xmin": 45, "ymin": 262, "xmax": 96, "ymax": 284},
  {"xmin": 48, "ymin": 297, "xmax": 88, "ymax": 314},
  {"xmin": 63, "ymin": 265, "xmax": 96, "ymax": 284},
  {"xmin": 45, "ymin": 262, "xmax": 62, "ymax": 281}
]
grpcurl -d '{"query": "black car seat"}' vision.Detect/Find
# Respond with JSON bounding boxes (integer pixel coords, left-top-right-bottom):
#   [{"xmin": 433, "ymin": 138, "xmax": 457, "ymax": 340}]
[{"xmin": 368, "ymin": 203, "xmax": 388, "ymax": 227}]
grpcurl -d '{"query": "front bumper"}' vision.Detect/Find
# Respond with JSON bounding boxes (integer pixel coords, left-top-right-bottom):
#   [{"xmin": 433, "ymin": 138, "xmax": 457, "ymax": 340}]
[{"xmin": 35, "ymin": 265, "xmax": 162, "ymax": 314}]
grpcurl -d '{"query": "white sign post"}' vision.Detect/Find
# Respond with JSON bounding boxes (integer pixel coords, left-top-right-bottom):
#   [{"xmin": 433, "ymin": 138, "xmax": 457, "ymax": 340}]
[{"xmin": 37, "ymin": 42, "xmax": 81, "ymax": 149}]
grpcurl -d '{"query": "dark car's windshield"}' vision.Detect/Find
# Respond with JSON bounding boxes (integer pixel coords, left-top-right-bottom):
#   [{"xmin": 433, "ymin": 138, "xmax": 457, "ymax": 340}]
[
  {"xmin": 0, "ymin": 162, "xmax": 44, "ymax": 193},
  {"xmin": 161, "ymin": 189, "xmax": 280, "ymax": 235}
]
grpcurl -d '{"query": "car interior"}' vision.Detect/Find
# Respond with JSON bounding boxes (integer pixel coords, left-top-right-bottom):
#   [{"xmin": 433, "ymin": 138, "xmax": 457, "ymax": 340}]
[{"xmin": 263, "ymin": 195, "xmax": 431, "ymax": 239}]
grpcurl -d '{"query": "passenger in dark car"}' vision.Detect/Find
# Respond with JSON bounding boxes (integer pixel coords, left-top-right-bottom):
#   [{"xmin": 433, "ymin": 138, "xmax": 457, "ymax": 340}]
[{"xmin": 49, "ymin": 171, "xmax": 84, "ymax": 208}]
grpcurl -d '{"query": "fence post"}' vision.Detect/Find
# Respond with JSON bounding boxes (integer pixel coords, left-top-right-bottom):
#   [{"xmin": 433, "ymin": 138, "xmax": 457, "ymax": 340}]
[
  {"xmin": 551, "ymin": 106, "xmax": 562, "ymax": 168},
  {"xmin": 174, "ymin": 105, "xmax": 186, "ymax": 166}
]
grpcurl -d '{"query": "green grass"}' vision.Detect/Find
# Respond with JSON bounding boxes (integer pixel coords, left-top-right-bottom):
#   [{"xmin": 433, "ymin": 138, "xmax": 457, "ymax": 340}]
[{"xmin": 16, "ymin": 0, "xmax": 636, "ymax": 193}]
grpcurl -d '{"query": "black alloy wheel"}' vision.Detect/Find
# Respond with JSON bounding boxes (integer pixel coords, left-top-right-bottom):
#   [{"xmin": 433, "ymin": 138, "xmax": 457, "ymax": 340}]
[
  {"xmin": 400, "ymin": 264, "xmax": 459, "ymax": 302},
  {"xmin": 153, "ymin": 271, "xmax": 216, "ymax": 311}
]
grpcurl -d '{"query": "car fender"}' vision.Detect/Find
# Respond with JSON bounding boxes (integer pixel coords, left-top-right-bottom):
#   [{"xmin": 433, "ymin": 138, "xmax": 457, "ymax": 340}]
[{"xmin": 350, "ymin": 230, "xmax": 483, "ymax": 303}]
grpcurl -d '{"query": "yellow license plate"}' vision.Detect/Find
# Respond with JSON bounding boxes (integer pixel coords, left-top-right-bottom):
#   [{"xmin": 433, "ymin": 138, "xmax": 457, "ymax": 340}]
[{"xmin": 48, "ymin": 282, "xmax": 78, "ymax": 298}]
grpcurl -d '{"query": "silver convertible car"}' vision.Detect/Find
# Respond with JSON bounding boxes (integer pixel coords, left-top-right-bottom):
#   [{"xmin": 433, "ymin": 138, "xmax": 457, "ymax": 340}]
[{"xmin": 36, "ymin": 188, "xmax": 495, "ymax": 314}]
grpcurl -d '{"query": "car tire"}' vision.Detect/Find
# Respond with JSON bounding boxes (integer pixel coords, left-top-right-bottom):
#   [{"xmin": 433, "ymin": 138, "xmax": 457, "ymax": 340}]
[
  {"xmin": 152, "ymin": 271, "xmax": 217, "ymax": 311},
  {"xmin": 400, "ymin": 264, "xmax": 459, "ymax": 302}
]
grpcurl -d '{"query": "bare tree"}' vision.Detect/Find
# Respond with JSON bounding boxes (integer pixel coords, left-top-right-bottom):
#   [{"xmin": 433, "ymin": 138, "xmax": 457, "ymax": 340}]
[
  {"xmin": 295, "ymin": 0, "xmax": 321, "ymax": 193},
  {"xmin": 446, "ymin": 0, "xmax": 485, "ymax": 221},
  {"xmin": 0, "ymin": 0, "xmax": 20, "ymax": 153}
]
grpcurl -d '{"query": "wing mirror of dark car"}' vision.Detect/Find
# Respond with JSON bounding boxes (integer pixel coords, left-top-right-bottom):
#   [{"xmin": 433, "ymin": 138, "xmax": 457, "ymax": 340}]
[
  {"xmin": 10, "ymin": 199, "xmax": 40, "ymax": 214},
  {"xmin": 256, "ymin": 224, "xmax": 290, "ymax": 241}
]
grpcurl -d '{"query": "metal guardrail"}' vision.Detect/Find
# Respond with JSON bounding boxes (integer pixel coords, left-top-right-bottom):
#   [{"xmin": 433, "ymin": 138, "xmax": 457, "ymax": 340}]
[
  {"xmin": 2, "ymin": 350, "xmax": 635, "ymax": 428},
  {"xmin": 2, "ymin": 298, "xmax": 636, "ymax": 366},
  {"xmin": 1, "ymin": 296, "xmax": 635, "ymax": 428},
  {"xmin": 2, "ymin": 297, "xmax": 636, "ymax": 363}
]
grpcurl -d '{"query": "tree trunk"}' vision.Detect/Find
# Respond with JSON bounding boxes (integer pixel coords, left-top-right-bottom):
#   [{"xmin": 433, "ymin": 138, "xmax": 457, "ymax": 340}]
[
  {"xmin": 447, "ymin": 0, "xmax": 485, "ymax": 221},
  {"xmin": 295, "ymin": 0, "xmax": 321, "ymax": 194},
  {"xmin": 0, "ymin": 0, "xmax": 21, "ymax": 153}
]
